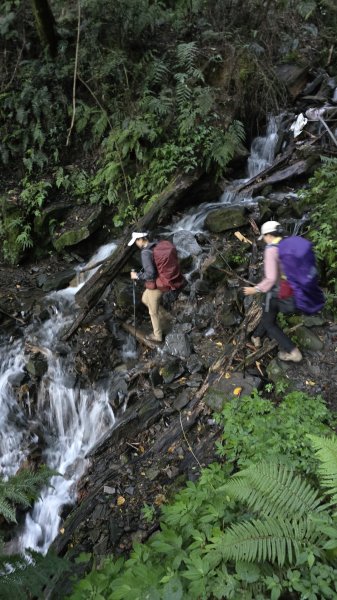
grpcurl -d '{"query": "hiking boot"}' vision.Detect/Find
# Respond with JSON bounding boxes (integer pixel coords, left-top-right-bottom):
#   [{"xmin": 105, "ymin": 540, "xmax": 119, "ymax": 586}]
[
  {"xmin": 146, "ymin": 333, "xmax": 163, "ymax": 343},
  {"xmin": 251, "ymin": 336, "xmax": 262, "ymax": 349},
  {"xmin": 278, "ymin": 348, "xmax": 302, "ymax": 363}
]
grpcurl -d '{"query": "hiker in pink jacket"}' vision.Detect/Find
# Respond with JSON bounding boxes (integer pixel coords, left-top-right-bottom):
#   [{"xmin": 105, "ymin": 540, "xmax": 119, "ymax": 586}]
[{"xmin": 243, "ymin": 221, "xmax": 302, "ymax": 363}]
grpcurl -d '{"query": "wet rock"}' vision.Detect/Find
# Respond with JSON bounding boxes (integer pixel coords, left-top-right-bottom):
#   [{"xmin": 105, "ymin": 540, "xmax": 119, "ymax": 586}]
[
  {"xmin": 36, "ymin": 269, "xmax": 76, "ymax": 292},
  {"xmin": 25, "ymin": 355, "xmax": 48, "ymax": 378},
  {"xmin": 204, "ymin": 372, "xmax": 261, "ymax": 411},
  {"xmin": 189, "ymin": 279, "xmax": 211, "ymax": 298},
  {"xmin": 159, "ymin": 359, "xmax": 185, "ymax": 384},
  {"xmin": 205, "ymin": 206, "xmax": 248, "ymax": 233},
  {"xmin": 173, "ymin": 230, "xmax": 203, "ymax": 257},
  {"xmin": 275, "ymin": 64, "xmax": 309, "ymax": 98},
  {"xmin": 153, "ymin": 388, "xmax": 165, "ymax": 399},
  {"xmin": 164, "ymin": 333, "xmax": 191, "ymax": 358},
  {"xmin": 173, "ymin": 389, "xmax": 190, "ymax": 410},
  {"xmin": 186, "ymin": 354, "xmax": 204, "ymax": 374},
  {"xmin": 103, "ymin": 486, "xmax": 116, "ymax": 495},
  {"xmin": 150, "ymin": 367, "xmax": 164, "ymax": 387},
  {"xmin": 220, "ymin": 304, "xmax": 241, "ymax": 327},
  {"xmin": 200, "ymin": 255, "xmax": 227, "ymax": 284},
  {"xmin": 267, "ymin": 359, "xmax": 294, "ymax": 391},
  {"xmin": 303, "ymin": 315, "xmax": 326, "ymax": 327},
  {"xmin": 295, "ymin": 326, "xmax": 324, "ymax": 350}
]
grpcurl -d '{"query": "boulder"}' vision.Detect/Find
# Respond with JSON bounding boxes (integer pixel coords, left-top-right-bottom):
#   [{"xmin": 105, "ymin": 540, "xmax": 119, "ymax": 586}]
[
  {"xmin": 204, "ymin": 372, "xmax": 261, "ymax": 411},
  {"xmin": 275, "ymin": 64, "xmax": 309, "ymax": 98},
  {"xmin": 36, "ymin": 269, "xmax": 76, "ymax": 292},
  {"xmin": 205, "ymin": 206, "xmax": 248, "ymax": 233},
  {"xmin": 52, "ymin": 206, "xmax": 104, "ymax": 252}
]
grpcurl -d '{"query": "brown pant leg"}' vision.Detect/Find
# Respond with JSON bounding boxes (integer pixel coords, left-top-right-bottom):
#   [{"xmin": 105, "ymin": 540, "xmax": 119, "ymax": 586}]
[{"xmin": 142, "ymin": 289, "xmax": 163, "ymax": 340}]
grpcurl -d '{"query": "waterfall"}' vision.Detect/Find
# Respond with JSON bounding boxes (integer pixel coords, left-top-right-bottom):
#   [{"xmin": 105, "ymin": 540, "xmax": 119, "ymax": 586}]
[
  {"xmin": 247, "ymin": 116, "xmax": 279, "ymax": 178},
  {"xmin": 171, "ymin": 116, "xmax": 279, "ymax": 234},
  {"xmin": 0, "ymin": 243, "xmax": 117, "ymax": 554}
]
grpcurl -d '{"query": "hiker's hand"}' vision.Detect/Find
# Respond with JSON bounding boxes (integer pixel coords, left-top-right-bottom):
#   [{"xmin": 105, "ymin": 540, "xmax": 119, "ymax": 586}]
[
  {"xmin": 130, "ymin": 270, "xmax": 138, "ymax": 280},
  {"xmin": 243, "ymin": 286, "xmax": 257, "ymax": 296}
]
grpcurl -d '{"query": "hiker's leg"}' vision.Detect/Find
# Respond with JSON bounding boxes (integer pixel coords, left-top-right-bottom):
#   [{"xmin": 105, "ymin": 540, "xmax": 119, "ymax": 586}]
[
  {"xmin": 142, "ymin": 289, "xmax": 163, "ymax": 340},
  {"xmin": 262, "ymin": 298, "xmax": 295, "ymax": 352}
]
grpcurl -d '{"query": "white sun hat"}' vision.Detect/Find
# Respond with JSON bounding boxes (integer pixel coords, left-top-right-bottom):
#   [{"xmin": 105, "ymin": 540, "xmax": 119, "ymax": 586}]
[
  {"xmin": 258, "ymin": 221, "xmax": 281, "ymax": 240},
  {"xmin": 127, "ymin": 232, "xmax": 148, "ymax": 246}
]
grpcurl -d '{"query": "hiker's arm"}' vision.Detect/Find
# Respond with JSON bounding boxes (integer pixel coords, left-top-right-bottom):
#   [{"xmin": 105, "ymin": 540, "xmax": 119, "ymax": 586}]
[
  {"xmin": 138, "ymin": 248, "xmax": 157, "ymax": 281},
  {"xmin": 243, "ymin": 246, "xmax": 279, "ymax": 295}
]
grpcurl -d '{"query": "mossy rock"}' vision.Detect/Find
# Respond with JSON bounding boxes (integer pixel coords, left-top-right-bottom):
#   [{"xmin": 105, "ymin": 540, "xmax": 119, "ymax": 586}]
[
  {"xmin": 294, "ymin": 326, "xmax": 324, "ymax": 351},
  {"xmin": 205, "ymin": 206, "xmax": 248, "ymax": 233},
  {"xmin": 52, "ymin": 206, "xmax": 103, "ymax": 252}
]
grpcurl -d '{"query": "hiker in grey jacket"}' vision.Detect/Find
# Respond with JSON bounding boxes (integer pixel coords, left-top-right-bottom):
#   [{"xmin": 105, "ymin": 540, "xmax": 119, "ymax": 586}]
[
  {"xmin": 243, "ymin": 221, "xmax": 302, "ymax": 363},
  {"xmin": 128, "ymin": 232, "xmax": 167, "ymax": 343}
]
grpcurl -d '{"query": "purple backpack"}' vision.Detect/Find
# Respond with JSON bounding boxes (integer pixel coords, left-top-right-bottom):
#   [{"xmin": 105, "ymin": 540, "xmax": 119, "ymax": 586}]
[{"xmin": 278, "ymin": 236, "xmax": 325, "ymax": 315}]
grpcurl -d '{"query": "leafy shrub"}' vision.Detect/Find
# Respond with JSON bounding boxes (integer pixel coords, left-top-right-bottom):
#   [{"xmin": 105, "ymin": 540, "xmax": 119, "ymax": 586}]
[{"xmin": 67, "ymin": 392, "xmax": 337, "ymax": 599}]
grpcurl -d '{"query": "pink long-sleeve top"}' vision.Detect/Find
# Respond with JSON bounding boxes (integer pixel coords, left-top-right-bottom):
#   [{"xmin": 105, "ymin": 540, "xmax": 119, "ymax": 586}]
[{"xmin": 256, "ymin": 244, "xmax": 281, "ymax": 293}]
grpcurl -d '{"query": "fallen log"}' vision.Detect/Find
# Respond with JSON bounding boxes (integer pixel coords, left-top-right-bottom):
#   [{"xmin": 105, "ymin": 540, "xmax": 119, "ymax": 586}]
[
  {"xmin": 62, "ymin": 171, "xmax": 201, "ymax": 340},
  {"xmin": 234, "ymin": 158, "xmax": 314, "ymax": 198},
  {"xmin": 121, "ymin": 322, "xmax": 161, "ymax": 350}
]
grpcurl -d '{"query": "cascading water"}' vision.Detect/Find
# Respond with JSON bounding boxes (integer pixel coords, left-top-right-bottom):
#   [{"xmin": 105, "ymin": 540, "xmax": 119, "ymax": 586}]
[
  {"xmin": 171, "ymin": 116, "xmax": 279, "ymax": 235},
  {"xmin": 247, "ymin": 116, "xmax": 279, "ymax": 178},
  {"xmin": 0, "ymin": 243, "xmax": 117, "ymax": 554}
]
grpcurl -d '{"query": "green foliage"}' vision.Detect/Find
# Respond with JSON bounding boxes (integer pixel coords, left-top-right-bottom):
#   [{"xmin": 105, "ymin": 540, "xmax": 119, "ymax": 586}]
[
  {"xmin": 0, "ymin": 547, "xmax": 69, "ymax": 600},
  {"xmin": 68, "ymin": 393, "xmax": 337, "ymax": 599},
  {"xmin": 0, "ymin": 178, "xmax": 51, "ymax": 263},
  {"xmin": 308, "ymin": 435, "xmax": 337, "ymax": 509},
  {"xmin": 214, "ymin": 390, "xmax": 334, "ymax": 472},
  {"xmin": 0, "ymin": 465, "xmax": 58, "ymax": 523},
  {"xmin": 300, "ymin": 158, "xmax": 337, "ymax": 295}
]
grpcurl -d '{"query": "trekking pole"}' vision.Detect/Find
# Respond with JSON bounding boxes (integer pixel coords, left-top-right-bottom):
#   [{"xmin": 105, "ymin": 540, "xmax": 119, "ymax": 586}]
[{"xmin": 131, "ymin": 270, "xmax": 137, "ymax": 338}]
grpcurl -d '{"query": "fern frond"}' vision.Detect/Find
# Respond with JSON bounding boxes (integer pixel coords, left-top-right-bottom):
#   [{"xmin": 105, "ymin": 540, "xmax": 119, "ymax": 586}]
[
  {"xmin": 222, "ymin": 462, "xmax": 323, "ymax": 519},
  {"xmin": 176, "ymin": 42, "xmax": 198, "ymax": 72},
  {"xmin": 0, "ymin": 497, "xmax": 17, "ymax": 523},
  {"xmin": 308, "ymin": 435, "xmax": 337, "ymax": 505},
  {"xmin": 0, "ymin": 467, "xmax": 58, "ymax": 523},
  {"xmin": 215, "ymin": 516, "xmax": 318, "ymax": 566}
]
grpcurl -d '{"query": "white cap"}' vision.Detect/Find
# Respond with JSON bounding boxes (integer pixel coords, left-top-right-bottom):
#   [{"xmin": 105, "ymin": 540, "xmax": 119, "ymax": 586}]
[
  {"xmin": 127, "ymin": 232, "xmax": 148, "ymax": 246},
  {"xmin": 258, "ymin": 221, "xmax": 281, "ymax": 240}
]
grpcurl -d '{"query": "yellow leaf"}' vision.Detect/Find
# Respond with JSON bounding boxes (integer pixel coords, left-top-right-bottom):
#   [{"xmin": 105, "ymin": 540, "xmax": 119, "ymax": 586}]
[
  {"xmin": 233, "ymin": 387, "xmax": 242, "ymax": 396},
  {"xmin": 215, "ymin": 342, "xmax": 223, "ymax": 347},
  {"xmin": 154, "ymin": 494, "xmax": 166, "ymax": 506},
  {"xmin": 224, "ymin": 372, "xmax": 231, "ymax": 379},
  {"xmin": 305, "ymin": 380, "xmax": 316, "ymax": 386},
  {"xmin": 117, "ymin": 496, "xmax": 126, "ymax": 506}
]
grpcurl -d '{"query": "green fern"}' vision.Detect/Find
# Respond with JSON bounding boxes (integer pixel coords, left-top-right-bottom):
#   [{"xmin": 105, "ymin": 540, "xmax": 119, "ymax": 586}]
[
  {"xmin": 222, "ymin": 462, "xmax": 324, "ymax": 520},
  {"xmin": 308, "ymin": 435, "xmax": 337, "ymax": 507},
  {"xmin": 0, "ymin": 547, "xmax": 69, "ymax": 600},
  {"xmin": 213, "ymin": 516, "xmax": 320, "ymax": 566},
  {"xmin": 0, "ymin": 466, "xmax": 58, "ymax": 523}
]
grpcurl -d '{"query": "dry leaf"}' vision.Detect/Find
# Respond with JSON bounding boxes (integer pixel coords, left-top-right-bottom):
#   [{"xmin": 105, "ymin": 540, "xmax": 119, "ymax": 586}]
[
  {"xmin": 215, "ymin": 341, "xmax": 223, "ymax": 347},
  {"xmin": 224, "ymin": 372, "xmax": 231, "ymax": 379},
  {"xmin": 59, "ymin": 528, "xmax": 65, "ymax": 534},
  {"xmin": 305, "ymin": 380, "xmax": 316, "ymax": 386},
  {"xmin": 117, "ymin": 495, "xmax": 126, "ymax": 506},
  {"xmin": 154, "ymin": 494, "xmax": 166, "ymax": 506}
]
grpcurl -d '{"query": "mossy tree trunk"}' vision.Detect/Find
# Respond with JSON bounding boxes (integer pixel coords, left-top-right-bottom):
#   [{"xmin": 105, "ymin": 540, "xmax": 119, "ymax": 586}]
[{"xmin": 30, "ymin": 0, "xmax": 58, "ymax": 57}]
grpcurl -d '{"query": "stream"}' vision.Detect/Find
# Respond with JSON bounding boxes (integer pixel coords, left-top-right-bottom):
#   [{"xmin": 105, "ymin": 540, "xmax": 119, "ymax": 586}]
[{"xmin": 0, "ymin": 117, "xmax": 280, "ymax": 555}]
